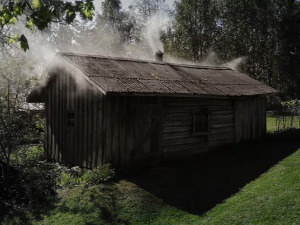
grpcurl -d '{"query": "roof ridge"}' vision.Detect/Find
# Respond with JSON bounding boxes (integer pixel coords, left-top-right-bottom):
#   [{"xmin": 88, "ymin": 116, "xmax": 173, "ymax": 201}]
[
  {"xmin": 58, "ymin": 52, "xmax": 233, "ymax": 71},
  {"xmin": 87, "ymin": 76, "xmax": 260, "ymax": 85}
]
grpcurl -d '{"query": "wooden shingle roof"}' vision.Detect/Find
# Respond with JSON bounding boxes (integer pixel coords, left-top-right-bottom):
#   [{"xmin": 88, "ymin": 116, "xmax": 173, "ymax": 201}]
[{"xmin": 60, "ymin": 52, "xmax": 278, "ymax": 97}]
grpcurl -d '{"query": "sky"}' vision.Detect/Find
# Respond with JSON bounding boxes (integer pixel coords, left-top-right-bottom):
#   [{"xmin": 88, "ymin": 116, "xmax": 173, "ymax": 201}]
[{"xmin": 94, "ymin": 0, "xmax": 175, "ymax": 11}]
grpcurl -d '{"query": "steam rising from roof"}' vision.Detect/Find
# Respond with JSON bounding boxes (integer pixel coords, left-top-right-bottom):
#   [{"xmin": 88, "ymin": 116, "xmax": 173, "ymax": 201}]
[
  {"xmin": 143, "ymin": 12, "xmax": 169, "ymax": 54},
  {"xmin": 223, "ymin": 57, "xmax": 247, "ymax": 71},
  {"xmin": 13, "ymin": 7, "xmax": 246, "ymax": 84}
]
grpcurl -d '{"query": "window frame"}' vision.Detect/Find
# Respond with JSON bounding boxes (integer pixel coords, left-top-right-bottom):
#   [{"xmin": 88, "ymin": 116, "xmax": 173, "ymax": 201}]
[{"xmin": 192, "ymin": 109, "xmax": 210, "ymax": 137}]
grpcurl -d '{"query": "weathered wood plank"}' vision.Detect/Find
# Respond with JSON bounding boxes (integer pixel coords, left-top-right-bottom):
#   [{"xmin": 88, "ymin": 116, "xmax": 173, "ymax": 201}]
[
  {"xmin": 164, "ymin": 106, "xmax": 233, "ymax": 114},
  {"xmin": 73, "ymin": 81, "xmax": 79, "ymax": 166},
  {"xmin": 163, "ymin": 126, "xmax": 192, "ymax": 133},
  {"xmin": 105, "ymin": 96, "xmax": 112, "ymax": 164},
  {"xmin": 61, "ymin": 75, "xmax": 65, "ymax": 163},
  {"xmin": 83, "ymin": 88, "xmax": 88, "ymax": 168},
  {"xmin": 210, "ymin": 123, "xmax": 234, "ymax": 129},
  {"xmin": 163, "ymin": 120, "xmax": 192, "ymax": 127},
  {"xmin": 111, "ymin": 97, "xmax": 120, "ymax": 166},
  {"xmin": 87, "ymin": 90, "xmax": 92, "ymax": 168},
  {"xmin": 163, "ymin": 122, "xmax": 234, "ymax": 133},
  {"xmin": 119, "ymin": 98, "xmax": 126, "ymax": 167},
  {"xmin": 78, "ymin": 94, "xmax": 83, "ymax": 167},
  {"xmin": 45, "ymin": 87, "xmax": 51, "ymax": 158},
  {"xmin": 164, "ymin": 98, "xmax": 233, "ymax": 105},
  {"xmin": 53, "ymin": 78, "xmax": 58, "ymax": 161},
  {"xmin": 163, "ymin": 137, "xmax": 207, "ymax": 146},
  {"xmin": 69, "ymin": 77, "xmax": 75, "ymax": 165},
  {"xmin": 96, "ymin": 93, "xmax": 103, "ymax": 167},
  {"xmin": 125, "ymin": 98, "xmax": 133, "ymax": 166},
  {"xmin": 91, "ymin": 91, "xmax": 97, "ymax": 169},
  {"xmin": 102, "ymin": 96, "xmax": 107, "ymax": 166},
  {"xmin": 57, "ymin": 75, "xmax": 62, "ymax": 163}
]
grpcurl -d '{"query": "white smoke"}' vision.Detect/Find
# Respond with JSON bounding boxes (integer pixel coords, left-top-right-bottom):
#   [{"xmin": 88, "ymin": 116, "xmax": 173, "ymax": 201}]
[
  {"xmin": 143, "ymin": 12, "xmax": 169, "ymax": 54},
  {"xmin": 9, "ymin": 5, "xmax": 246, "ymax": 84},
  {"xmin": 222, "ymin": 57, "xmax": 247, "ymax": 71}
]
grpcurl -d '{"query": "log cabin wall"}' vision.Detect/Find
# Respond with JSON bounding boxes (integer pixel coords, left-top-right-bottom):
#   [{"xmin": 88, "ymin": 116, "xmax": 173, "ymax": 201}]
[
  {"xmin": 102, "ymin": 95, "xmax": 162, "ymax": 167},
  {"xmin": 162, "ymin": 97, "xmax": 235, "ymax": 157},
  {"xmin": 234, "ymin": 97, "xmax": 266, "ymax": 142},
  {"xmin": 45, "ymin": 72, "xmax": 104, "ymax": 168},
  {"xmin": 45, "ymin": 74, "xmax": 266, "ymax": 168}
]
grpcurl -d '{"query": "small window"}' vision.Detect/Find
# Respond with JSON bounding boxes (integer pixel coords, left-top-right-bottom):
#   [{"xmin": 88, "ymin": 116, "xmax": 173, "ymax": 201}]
[
  {"xmin": 67, "ymin": 111, "xmax": 75, "ymax": 127},
  {"xmin": 192, "ymin": 110, "xmax": 209, "ymax": 136}
]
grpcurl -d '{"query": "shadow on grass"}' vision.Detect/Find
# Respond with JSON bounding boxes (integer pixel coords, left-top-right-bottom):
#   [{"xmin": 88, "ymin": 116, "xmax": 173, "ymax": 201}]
[
  {"xmin": 1, "ymin": 201, "xmax": 58, "ymax": 225},
  {"xmin": 0, "ymin": 160, "xmax": 60, "ymax": 225},
  {"xmin": 124, "ymin": 129, "xmax": 300, "ymax": 215}
]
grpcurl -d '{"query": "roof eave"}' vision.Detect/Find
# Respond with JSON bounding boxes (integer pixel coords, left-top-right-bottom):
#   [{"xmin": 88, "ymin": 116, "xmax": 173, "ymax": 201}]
[
  {"xmin": 107, "ymin": 91, "xmax": 278, "ymax": 98},
  {"xmin": 27, "ymin": 86, "xmax": 46, "ymax": 103},
  {"xmin": 59, "ymin": 54, "xmax": 107, "ymax": 95}
]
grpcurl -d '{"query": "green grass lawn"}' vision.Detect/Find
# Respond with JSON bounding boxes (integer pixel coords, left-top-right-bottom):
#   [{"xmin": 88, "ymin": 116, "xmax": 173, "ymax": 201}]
[
  {"xmin": 6, "ymin": 148, "xmax": 300, "ymax": 225},
  {"xmin": 201, "ymin": 148, "xmax": 300, "ymax": 225},
  {"xmin": 267, "ymin": 115, "xmax": 300, "ymax": 132},
  {"xmin": 4, "ymin": 131, "xmax": 300, "ymax": 225},
  {"xmin": 4, "ymin": 122, "xmax": 300, "ymax": 225}
]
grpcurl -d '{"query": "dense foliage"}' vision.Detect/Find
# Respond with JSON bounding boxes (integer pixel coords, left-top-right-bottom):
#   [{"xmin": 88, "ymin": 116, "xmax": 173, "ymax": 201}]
[
  {"xmin": 163, "ymin": 0, "xmax": 300, "ymax": 99},
  {"xmin": 0, "ymin": 0, "xmax": 94, "ymax": 51},
  {"xmin": 0, "ymin": 146, "xmax": 60, "ymax": 222},
  {"xmin": 1, "ymin": 0, "xmax": 300, "ymax": 98}
]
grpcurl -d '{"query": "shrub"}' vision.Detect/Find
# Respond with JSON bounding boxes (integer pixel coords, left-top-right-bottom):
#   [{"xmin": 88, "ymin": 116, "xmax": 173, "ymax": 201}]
[
  {"xmin": 58, "ymin": 164, "xmax": 116, "ymax": 188},
  {"xmin": 59, "ymin": 169, "xmax": 90, "ymax": 188},
  {"xmin": 11, "ymin": 145, "xmax": 60, "ymax": 205},
  {"xmin": 18, "ymin": 160, "xmax": 60, "ymax": 205},
  {"xmin": 1, "ymin": 145, "xmax": 60, "ymax": 220},
  {"xmin": 85, "ymin": 164, "xmax": 116, "ymax": 186}
]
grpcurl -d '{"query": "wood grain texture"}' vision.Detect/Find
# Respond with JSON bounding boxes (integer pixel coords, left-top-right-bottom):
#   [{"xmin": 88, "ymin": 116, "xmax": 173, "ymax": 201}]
[
  {"xmin": 234, "ymin": 97, "xmax": 266, "ymax": 143},
  {"xmin": 162, "ymin": 97, "xmax": 235, "ymax": 156}
]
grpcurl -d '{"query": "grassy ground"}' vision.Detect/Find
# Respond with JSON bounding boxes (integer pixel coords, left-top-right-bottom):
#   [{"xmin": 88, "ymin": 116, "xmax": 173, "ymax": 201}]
[
  {"xmin": 4, "ymin": 130, "xmax": 300, "ymax": 225},
  {"xmin": 267, "ymin": 115, "xmax": 300, "ymax": 132},
  {"xmin": 201, "ymin": 148, "xmax": 300, "ymax": 225}
]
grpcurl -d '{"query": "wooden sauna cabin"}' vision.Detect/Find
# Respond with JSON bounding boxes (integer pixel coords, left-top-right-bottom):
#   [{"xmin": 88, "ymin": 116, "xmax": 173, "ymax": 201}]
[{"xmin": 27, "ymin": 52, "xmax": 278, "ymax": 168}]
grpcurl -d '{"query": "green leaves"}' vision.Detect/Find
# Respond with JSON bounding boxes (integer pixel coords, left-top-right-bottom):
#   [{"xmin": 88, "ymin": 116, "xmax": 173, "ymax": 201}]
[
  {"xmin": 32, "ymin": 0, "xmax": 42, "ymax": 10},
  {"xmin": 9, "ymin": 16, "xmax": 17, "ymax": 25},
  {"xmin": 81, "ymin": 0, "xmax": 95, "ymax": 20},
  {"xmin": 25, "ymin": 18, "xmax": 34, "ymax": 31},
  {"xmin": 8, "ymin": 35, "xmax": 19, "ymax": 44},
  {"xmin": 65, "ymin": 1, "xmax": 95, "ymax": 23},
  {"xmin": 0, "ymin": 0, "xmax": 95, "ymax": 51},
  {"xmin": 13, "ymin": 3, "xmax": 23, "ymax": 16},
  {"xmin": 66, "ymin": 5, "xmax": 76, "ymax": 24},
  {"xmin": 19, "ymin": 35, "xmax": 29, "ymax": 51}
]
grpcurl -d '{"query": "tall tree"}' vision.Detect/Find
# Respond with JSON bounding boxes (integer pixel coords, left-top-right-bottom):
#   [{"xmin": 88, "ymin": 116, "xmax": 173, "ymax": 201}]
[
  {"xmin": 278, "ymin": 0, "xmax": 300, "ymax": 98},
  {"xmin": 0, "ymin": 57, "xmax": 39, "ymax": 187},
  {"xmin": 101, "ymin": 0, "xmax": 123, "ymax": 29},
  {"xmin": 163, "ymin": 0, "xmax": 300, "ymax": 98},
  {"xmin": 133, "ymin": 0, "xmax": 167, "ymax": 20},
  {"xmin": 164, "ymin": 0, "xmax": 220, "ymax": 61},
  {"xmin": 88, "ymin": 0, "xmax": 139, "ymax": 56}
]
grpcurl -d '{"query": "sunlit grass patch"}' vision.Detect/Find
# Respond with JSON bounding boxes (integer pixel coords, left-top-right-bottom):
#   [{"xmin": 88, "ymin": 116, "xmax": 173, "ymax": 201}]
[{"xmin": 267, "ymin": 115, "xmax": 300, "ymax": 133}]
